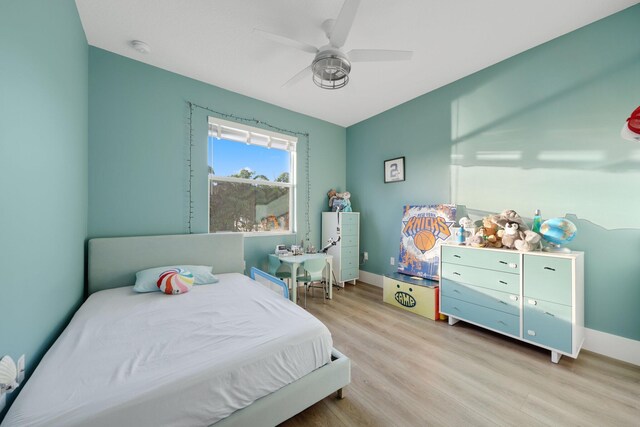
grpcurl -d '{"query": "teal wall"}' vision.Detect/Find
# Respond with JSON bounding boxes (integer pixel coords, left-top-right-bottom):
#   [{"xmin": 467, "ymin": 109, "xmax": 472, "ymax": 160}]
[
  {"xmin": 1, "ymin": 10, "xmax": 636, "ymax": 422},
  {"xmin": 88, "ymin": 48, "xmax": 346, "ymax": 272},
  {"xmin": 347, "ymin": 6, "xmax": 640, "ymax": 341},
  {"xmin": 0, "ymin": 0, "xmax": 88, "ymax": 413}
]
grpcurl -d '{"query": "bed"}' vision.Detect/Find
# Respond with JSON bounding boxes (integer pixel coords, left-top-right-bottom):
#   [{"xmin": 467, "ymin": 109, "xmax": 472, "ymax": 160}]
[{"xmin": 2, "ymin": 233, "xmax": 350, "ymax": 427}]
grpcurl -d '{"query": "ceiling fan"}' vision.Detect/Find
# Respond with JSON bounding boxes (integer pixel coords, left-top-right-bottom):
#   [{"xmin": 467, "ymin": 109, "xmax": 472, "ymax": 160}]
[{"xmin": 253, "ymin": 0, "xmax": 413, "ymax": 90}]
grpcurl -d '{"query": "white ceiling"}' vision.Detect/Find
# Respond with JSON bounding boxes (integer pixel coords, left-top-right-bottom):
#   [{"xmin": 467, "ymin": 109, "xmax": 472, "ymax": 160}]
[{"xmin": 76, "ymin": 0, "xmax": 638, "ymax": 127}]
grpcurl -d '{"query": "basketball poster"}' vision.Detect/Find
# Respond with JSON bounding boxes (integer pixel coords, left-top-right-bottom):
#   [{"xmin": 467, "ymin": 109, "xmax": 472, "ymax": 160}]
[{"xmin": 398, "ymin": 204, "xmax": 456, "ymax": 280}]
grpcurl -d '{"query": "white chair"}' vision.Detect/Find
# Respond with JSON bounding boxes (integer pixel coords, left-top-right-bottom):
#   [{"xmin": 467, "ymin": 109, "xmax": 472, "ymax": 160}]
[{"xmin": 296, "ymin": 258, "xmax": 328, "ymax": 308}]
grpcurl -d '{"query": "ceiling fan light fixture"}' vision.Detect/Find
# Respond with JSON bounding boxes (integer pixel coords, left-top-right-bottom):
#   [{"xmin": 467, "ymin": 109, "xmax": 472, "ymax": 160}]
[
  {"xmin": 312, "ymin": 50, "xmax": 351, "ymax": 90},
  {"xmin": 255, "ymin": 0, "xmax": 412, "ymax": 90}
]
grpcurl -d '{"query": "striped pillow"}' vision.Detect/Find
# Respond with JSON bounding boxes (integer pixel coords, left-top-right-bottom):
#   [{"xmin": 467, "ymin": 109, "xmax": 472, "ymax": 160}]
[
  {"xmin": 133, "ymin": 265, "xmax": 218, "ymax": 293},
  {"xmin": 157, "ymin": 268, "xmax": 194, "ymax": 295}
]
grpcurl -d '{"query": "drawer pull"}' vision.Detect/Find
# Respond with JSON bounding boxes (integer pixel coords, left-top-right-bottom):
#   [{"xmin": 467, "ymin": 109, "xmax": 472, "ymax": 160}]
[
  {"xmin": 528, "ymin": 299, "xmax": 537, "ymax": 305},
  {"xmin": 453, "ymin": 254, "xmax": 461, "ymax": 258},
  {"xmin": 453, "ymin": 289, "xmax": 461, "ymax": 293},
  {"xmin": 497, "ymin": 320, "xmax": 507, "ymax": 325},
  {"xmin": 500, "ymin": 261, "xmax": 518, "ymax": 268},
  {"xmin": 453, "ymin": 272, "xmax": 461, "ymax": 276},
  {"xmin": 396, "ymin": 284, "xmax": 400, "ymax": 289},
  {"xmin": 544, "ymin": 311, "xmax": 555, "ymax": 317},
  {"xmin": 509, "ymin": 295, "xmax": 518, "ymax": 301},
  {"xmin": 499, "ymin": 280, "xmax": 508, "ymax": 285},
  {"xmin": 452, "ymin": 306, "xmax": 460, "ymax": 311},
  {"xmin": 498, "ymin": 300, "xmax": 508, "ymax": 305},
  {"xmin": 544, "ymin": 266, "xmax": 556, "ymax": 271},
  {"xmin": 527, "ymin": 330, "xmax": 536, "ymax": 336},
  {"xmin": 409, "ymin": 288, "xmax": 413, "ymax": 292}
]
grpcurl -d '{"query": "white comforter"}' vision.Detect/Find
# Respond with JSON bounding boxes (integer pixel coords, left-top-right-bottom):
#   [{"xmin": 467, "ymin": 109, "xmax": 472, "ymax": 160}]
[{"xmin": 2, "ymin": 273, "xmax": 332, "ymax": 426}]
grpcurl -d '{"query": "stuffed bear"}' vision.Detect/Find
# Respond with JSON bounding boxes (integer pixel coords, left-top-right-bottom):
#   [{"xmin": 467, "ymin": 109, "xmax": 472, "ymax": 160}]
[
  {"xmin": 482, "ymin": 216, "xmax": 502, "ymax": 248},
  {"xmin": 327, "ymin": 189, "xmax": 337, "ymax": 208}
]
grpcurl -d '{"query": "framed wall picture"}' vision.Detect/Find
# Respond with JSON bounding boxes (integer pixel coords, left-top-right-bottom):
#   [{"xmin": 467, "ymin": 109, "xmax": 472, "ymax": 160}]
[{"xmin": 384, "ymin": 156, "xmax": 405, "ymax": 183}]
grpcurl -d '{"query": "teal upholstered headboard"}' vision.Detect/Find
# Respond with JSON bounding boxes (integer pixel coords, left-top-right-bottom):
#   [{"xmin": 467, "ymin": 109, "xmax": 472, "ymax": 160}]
[{"xmin": 88, "ymin": 233, "xmax": 245, "ymax": 294}]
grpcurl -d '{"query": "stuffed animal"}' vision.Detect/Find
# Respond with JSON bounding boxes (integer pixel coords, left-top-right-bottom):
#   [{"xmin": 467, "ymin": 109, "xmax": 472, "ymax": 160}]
[
  {"xmin": 490, "ymin": 209, "xmax": 529, "ymax": 231},
  {"xmin": 486, "ymin": 234, "xmax": 502, "ymax": 248},
  {"xmin": 500, "ymin": 221, "xmax": 541, "ymax": 252},
  {"xmin": 514, "ymin": 230, "xmax": 542, "ymax": 252},
  {"xmin": 341, "ymin": 197, "xmax": 353, "ymax": 212},
  {"xmin": 467, "ymin": 227, "xmax": 487, "ymax": 248},
  {"xmin": 482, "ymin": 216, "xmax": 502, "ymax": 248},
  {"xmin": 327, "ymin": 189, "xmax": 352, "ymax": 211},
  {"xmin": 500, "ymin": 222, "xmax": 521, "ymax": 249},
  {"xmin": 327, "ymin": 189, "xmax": 337, "ymax": 208}
]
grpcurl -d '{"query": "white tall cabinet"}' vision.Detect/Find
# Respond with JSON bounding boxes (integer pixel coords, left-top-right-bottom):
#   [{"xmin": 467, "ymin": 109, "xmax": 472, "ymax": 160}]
[{"xmin": 322, "ymin": 212, "xmax": 360, "ymax": 287}]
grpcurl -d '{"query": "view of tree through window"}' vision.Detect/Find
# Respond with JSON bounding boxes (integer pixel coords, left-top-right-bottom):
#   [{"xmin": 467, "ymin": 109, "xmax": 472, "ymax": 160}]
[{"xmin": 208, "ymin": 135, "xmax": 294, "ymax": 233}]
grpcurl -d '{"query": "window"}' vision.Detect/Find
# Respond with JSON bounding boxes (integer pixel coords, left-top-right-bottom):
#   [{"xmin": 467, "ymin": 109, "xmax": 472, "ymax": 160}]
[{"xmin": 208, "ymin": 117, "xmax": 296, "ymax": 234}]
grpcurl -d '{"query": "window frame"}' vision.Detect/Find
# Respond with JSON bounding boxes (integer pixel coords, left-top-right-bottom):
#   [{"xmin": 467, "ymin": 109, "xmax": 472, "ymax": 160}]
[{"xmin": 207, "ymin": 117, "xmax": 297, "ymax": 236}]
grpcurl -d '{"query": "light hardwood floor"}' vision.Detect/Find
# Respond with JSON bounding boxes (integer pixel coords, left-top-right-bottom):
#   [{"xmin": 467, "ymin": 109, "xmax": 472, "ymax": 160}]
[{"xmin": 281, "ymin": 282, "xmax": 640, "ymax": 427}]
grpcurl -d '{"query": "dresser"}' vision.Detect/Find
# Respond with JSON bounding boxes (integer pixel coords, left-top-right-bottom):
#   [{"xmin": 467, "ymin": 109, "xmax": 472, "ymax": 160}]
[
  {"xmin": 439, "ymin": 244, "xmax": 584, "ymax": 363},
  {"xmin": 322, "ymin": 212, "xmax": 359, "ymax": 286}
]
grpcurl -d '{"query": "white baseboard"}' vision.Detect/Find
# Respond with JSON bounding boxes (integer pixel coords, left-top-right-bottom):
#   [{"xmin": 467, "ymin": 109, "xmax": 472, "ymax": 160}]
[
  {"xmin": 582, "ymin": 328, "xmax": 640, "ymax": 366},
  {"xmin": 357, "ymin": 270, "xmax": 639, "ymax": 366},
  {"xmin": 358, "ymin": 270, "xmax": 383, "ymax": 287}
]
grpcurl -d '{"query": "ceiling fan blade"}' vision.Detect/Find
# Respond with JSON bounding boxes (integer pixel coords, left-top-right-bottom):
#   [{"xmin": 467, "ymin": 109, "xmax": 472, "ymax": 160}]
[
  {"xmin": 347, "ymin": 49, "xmax": 413, "ymax": 62},
  {"xmin": 329, "ymin": 0, "xmax": 361, "ymax": 48},
  {"xmin": 253, "ymin": 29, "xmax": 318, "ymax": 54},
  {"xmin": 282, "ymin": 66, "xmax": 312, "ymax": 88}
]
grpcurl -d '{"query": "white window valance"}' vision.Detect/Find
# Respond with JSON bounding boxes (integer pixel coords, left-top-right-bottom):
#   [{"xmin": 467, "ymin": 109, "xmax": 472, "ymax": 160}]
[{"xmin": 208, "ymin": 117, "xmax": 297, "ymax": 152}]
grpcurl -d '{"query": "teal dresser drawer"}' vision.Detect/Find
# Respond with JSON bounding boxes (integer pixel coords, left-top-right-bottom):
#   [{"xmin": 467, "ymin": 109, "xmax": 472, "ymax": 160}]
[
  {"xmin": 341, "ymin": 266, "xmax": 358, "ymax": 281},
  {"xmin": 441, "ymin": 262, "xmax": 519, "ymax": 294},
  {"xmin": 441, "ymin": 296, "xmax": 519, "ymax": 337},
  {"xmin": 441, "ymin": 279, "xmax": 519, "ymax": 316},
  {"xmin": 341, "ymin": 246, "xmax": 358, "ymax": 260},
  {"xmin": 523, "ymin": 298, "xmax": 572, "ymax": 353},
  {"xmin": 340, "ymin": 253, "xmax": 358, "ymax": 271},
  {"xmin": 442, "ymin": 246, "xmax": 520, "ymax": 274},
  {"xmin": 341, "ymin": 214, "xmax": 358, "ymax": 226},
  {"xmin": 340, "ymin": 225, "xmax": 358, "ymax": 239},
  {"xmin": 341, "ymin": 234, "xmax": 358, "ymax": 247},
  {"xmin": 340, "ymin": 216, "xmax": 358, "ymax": 236},
  {"xmin": 524, "ymin": 255, "xmax": 572, "ymax": 305}
]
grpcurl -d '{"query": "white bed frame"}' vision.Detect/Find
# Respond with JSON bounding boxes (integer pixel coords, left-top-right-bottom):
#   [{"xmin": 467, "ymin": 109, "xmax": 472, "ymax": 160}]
[{"xmin": 88, "ymin": 233, "xmax": 350, "ymax": 427}]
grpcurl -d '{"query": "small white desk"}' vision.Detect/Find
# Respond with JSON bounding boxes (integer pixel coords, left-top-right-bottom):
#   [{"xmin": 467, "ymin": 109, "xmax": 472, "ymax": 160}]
[{"xmin": 271, "ymin": 253, "xmax": 333, "ymax": 303}]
